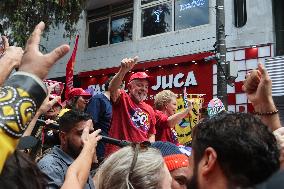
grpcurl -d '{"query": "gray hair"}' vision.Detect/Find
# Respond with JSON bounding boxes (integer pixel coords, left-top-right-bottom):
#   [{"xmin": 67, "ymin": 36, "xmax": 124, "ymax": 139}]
[{"xmin": 95, "ymin": 146, "xmax": 165, "ymax": 189}]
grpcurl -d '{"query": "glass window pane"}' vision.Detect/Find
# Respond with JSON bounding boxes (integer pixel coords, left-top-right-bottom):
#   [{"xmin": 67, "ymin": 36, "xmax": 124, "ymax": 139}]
[
  {"xmin": 88, "ymin": 19, "xmax": 108, "ymax": 48},
  {"xmin": 110, "ymin": 13, "xmax": 133, "ymax": 44},
  {"xmin": 142, "ymin": 3, "xmax": 172, "ymax": 37},
  {"xmin": 175, "ymin": 0, "xmax": 209, "ymax": 30},
  {"xmin": 141, "ymin": 0, "xmax": 160, "ymax": 5}
]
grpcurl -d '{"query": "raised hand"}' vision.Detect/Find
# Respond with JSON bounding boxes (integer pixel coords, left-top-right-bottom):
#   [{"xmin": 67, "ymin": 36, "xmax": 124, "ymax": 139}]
[
  {"xmin": 242, "ymin": 63, "xmax": 274, "ymax": 110},
  {"xmin": 19, "ymin": 22, "xmax": 70, "ymax": 79},
  {"xmin": 81, "ymin": 121, "xmax": 102, "ymax": 163},
  {"xmin": 38, "ymin": 83, "xmax": 61, "ymax": 115},
  {"xmin": 1, "ymin": 36, "xmax": 23, "ymax": 69},
  {"xmin": 120, "ymin": 56, "xmax": 138, "ymax": 73}
]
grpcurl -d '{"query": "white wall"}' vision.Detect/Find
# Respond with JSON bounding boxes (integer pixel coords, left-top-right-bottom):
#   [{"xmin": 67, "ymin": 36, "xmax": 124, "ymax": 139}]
[{"xmin": 45, "ymin": 0, "xmax": 275, "ymax": 78}]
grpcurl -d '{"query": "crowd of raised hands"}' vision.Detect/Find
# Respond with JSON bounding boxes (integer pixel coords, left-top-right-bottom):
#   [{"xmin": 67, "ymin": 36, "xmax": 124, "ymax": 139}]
[{"xmin": 0, "ymin": 21, "xmax": 283, "ymax": 189}]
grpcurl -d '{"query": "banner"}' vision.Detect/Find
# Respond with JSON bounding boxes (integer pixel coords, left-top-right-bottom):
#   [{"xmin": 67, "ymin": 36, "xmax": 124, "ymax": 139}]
[
  {"xmin": 175, "ymin": 95, "xmax": 204, "ymax": 146},
  {"xmin": 43, "ymin": 80, "xmax": 65, "ymax": 96},
  {"xmin": 65, "ymin": 35, "xmax": 79, "ymax": 99}
]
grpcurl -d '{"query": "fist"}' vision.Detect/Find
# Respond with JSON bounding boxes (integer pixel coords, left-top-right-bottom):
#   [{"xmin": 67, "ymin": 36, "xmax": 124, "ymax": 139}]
[{"xmin": 243, "ymin": 70, "xmax": 261, "ymax": 94}]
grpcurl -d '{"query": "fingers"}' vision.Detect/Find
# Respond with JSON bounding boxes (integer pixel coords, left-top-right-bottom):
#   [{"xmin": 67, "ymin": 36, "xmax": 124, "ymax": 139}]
[
  {"xmin": 26, "ymin": 21, "xmax": 45, "ymax": 51},
  {"xmin": 91, "ymin": 129, "xmax": 102, "ymax": 140},
  {"xmin": 46, "ymin": 44, "xmax": 70, "ymax": 65},
  {"xmin": 47, "ymin": 83, "xmax": 59, "ymax": 95},
  {"xmin": 2, "ymin": 36, "xmax": 9, "ymax": 49},
  {"xmin": 81, "ymin": 123, "xmax": 90, "ymax": 141},
  {"xmin": 49, "ymin": 96, "xmax": 61, "ymax": 107},
  {"xmin": 258, "ymin": 63, "xmax": 269, "ymax": 80},
  {"xmin": 133, "ymin": 56, "xmax": 139, "ymax": 63}
]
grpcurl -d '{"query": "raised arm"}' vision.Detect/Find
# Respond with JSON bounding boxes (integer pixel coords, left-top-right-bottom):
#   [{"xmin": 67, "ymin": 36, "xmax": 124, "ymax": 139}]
[
  {"xmin": 61, "ymin": 122, "xmax": 101, "ymax": 189},
  {"xmin": 109, "ymin": 57, "xmax": 138, "ymax": 103},
  {"xmin": 167, "ymin": 107, "xmax": 191, "ymax": 128},
  {"xmin": 23, "ymin": 83, "xmax": 61, "ymax": 137},
  {"xmin": 0, "ymin": 22, "xmax": 69, "ymax": 173},
  {"xmin": 242, "ymin": 63, "xmax": 281, "ymax": 131}
]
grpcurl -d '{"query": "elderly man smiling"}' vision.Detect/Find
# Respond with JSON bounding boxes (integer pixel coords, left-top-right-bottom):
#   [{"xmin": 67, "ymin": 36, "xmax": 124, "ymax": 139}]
[{"xmin": 105, "ymin": 57, "xmax": 156, "ymax": 156}]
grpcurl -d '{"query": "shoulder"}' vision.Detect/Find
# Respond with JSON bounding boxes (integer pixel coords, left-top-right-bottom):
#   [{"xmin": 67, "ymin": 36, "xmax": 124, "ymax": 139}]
[{"xmin": 38, "ymin": 153, "xmax": 63, "ymax": 171}]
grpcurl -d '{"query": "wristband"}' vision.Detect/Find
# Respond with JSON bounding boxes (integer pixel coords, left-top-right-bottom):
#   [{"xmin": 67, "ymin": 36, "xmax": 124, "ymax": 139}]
[{"xmin": 254, "ymin": 109, "xmax": 279, "ymax": 116}]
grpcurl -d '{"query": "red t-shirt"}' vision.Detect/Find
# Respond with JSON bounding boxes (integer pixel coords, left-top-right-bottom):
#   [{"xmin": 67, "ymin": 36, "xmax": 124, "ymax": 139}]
[
  {"xmin": 155, "ymin": 110, "xmax": 179, "ymax": 145},
  {"xmin": 105, "ymin": 90, "xmax": 156, "ymax": 156}
]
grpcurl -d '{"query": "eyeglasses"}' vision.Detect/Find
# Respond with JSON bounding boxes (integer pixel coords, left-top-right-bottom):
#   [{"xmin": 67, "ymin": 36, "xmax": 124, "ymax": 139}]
[{"xmin": 127, "ymin": 141, "xmax": 151, "ymax": 189}]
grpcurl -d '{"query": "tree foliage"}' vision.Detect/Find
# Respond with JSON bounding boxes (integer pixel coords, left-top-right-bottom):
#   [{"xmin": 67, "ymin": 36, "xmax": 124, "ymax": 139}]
[{"xmin": 0, "ymin": 0, "xmax": 86, "ymax": 48}]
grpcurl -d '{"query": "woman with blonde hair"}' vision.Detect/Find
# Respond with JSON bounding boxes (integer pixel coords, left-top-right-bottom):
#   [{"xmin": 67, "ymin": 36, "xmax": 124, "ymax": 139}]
[
  {"xmin": 94, "ymin": 144, "xmax": 172, "ymax": 189},
  {"xmin": 154, "ymin": 90, "xmax": 192, "ymax": 145}
]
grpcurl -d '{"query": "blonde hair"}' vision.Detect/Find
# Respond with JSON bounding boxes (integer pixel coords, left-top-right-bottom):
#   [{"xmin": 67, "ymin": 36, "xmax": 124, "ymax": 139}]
[
  {"xmin": 154, "ymin": 90, "xmax": 177, "ymax": 110},
  {"xmin": 95, "ymin": 146, "xmax": 165, "ymax": 189}
]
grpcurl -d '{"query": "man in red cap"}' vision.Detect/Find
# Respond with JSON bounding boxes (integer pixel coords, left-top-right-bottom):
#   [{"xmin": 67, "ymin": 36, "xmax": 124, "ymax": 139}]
[{"xmin": 105, "ymin": 57, "xmax": 156, "ymax": 156}]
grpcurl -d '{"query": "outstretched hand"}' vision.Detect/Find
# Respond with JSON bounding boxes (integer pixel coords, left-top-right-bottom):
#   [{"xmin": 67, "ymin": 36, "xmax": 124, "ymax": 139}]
[{"xmin": 19, "ymin": 22, "xmax": 70, "ymax": 79}]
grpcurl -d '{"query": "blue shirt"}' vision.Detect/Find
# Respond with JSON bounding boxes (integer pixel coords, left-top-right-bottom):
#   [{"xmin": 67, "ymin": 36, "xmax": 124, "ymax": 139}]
[
  {"xmin": 86, "ymin": 93, "xmax": 112, "ymax": 158},
  {"xmin": 38, "ymin": 146, "xmax": 95, "ymax": 189}
]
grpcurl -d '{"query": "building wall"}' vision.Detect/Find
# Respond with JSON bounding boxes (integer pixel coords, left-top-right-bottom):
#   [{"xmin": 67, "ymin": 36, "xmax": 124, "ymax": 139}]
[{"xmin": 45, "ymin": 0, "xmax": 275, "ymax": 79}]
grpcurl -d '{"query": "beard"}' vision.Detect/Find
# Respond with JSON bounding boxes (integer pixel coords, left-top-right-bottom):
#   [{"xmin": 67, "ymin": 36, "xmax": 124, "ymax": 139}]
[
  {"xmin": 132, "ymin": 92, "xmax": 147, "ymax": 102},
  {"xmin": 187, "ymin": 163, "xmax": 199, "ymax": 189},
  {"xmin": 66, "ymin": 138, "xmax": 82, "ymax": 159}
]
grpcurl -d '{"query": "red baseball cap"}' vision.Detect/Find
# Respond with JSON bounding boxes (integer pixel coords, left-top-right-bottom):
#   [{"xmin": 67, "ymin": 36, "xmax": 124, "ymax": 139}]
[
  {"xmin": 128, "ymin": 72, "xmax": 154, "ymax": 85},
  {"xmin": 67, "ymin": 88, "xmax": 91, "ymax": 99}
]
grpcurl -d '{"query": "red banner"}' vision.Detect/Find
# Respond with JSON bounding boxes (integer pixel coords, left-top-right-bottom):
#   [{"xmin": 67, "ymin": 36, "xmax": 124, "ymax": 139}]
[{"xmin": 65, "ymin": 35, "xmax": 79, "ymax": 99}]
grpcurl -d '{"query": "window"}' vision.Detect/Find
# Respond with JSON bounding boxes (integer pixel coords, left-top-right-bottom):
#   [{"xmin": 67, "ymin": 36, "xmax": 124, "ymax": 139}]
[
  {"xmin": 175, "ymin": 0, "xmax": 209, "ymax": 30},
  {"xmin": 88, "ymin": 19, "xmax": 108, "ymax": 47},
  {"xmin": 142, "ymin": 3, "xmax": 172, "ymax": 37},
  {"xmin": 111, "ymin": 14, "xmax": 133, "ymax": 44},
  {"xmin": 141, "ymin": 0, "xmax": 209, "ymax": 37},
  {"xmin": 87, "ymin": 0, "xmax": 133, "ymax": 48}
]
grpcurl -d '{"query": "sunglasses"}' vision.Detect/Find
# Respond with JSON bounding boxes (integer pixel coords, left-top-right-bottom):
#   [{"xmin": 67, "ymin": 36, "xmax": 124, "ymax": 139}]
[{"xmin": 127, "ymin": 141, "xmax": 151, "ymax": 189}]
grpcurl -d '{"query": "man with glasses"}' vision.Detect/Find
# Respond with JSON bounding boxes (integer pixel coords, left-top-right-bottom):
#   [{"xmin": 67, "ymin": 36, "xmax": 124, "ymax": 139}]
[{"xmin": 105, "ymin": 57, "xmax": 156, "ymax": 156}]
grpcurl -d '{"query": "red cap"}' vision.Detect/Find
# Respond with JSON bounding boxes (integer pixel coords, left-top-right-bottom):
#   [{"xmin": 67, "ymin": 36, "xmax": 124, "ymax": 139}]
[
  {"xmin": 128, "ymin": 72, "xmax": 154, "ymax": 85},
  {"xmin": 67, "ymin": 88, "xmax": 91, "ymax": 99}
]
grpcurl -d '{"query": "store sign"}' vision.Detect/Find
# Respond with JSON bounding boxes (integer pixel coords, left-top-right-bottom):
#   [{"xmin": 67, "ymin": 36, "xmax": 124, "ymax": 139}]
[
  {"xmin": 82, "ymin": 61, "xmax": 213, "ymax": 106},
  {"xmin": 152, "ymin": 71, "xmax": 197, "ymax": 90}
]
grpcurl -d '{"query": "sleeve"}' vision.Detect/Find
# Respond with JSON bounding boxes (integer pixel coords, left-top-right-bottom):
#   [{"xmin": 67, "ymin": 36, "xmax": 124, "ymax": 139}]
[
  {"xmin": 155, "ymin": 111, "xmax": 169, "ymax": 130},
  {"xmin": 148, "ymin": 109, "xmax": 157, "ymax": 135},
  {"xmin": 0, "ymin": 71, "xmax": 47, "ymax": 172},
  {"xmin": 38, "ymin": 158, "xmax": 64, "ymax": 189},
  {"xmin": 86, "ymin": 97, "xmax": 101, "ymax": 124}
]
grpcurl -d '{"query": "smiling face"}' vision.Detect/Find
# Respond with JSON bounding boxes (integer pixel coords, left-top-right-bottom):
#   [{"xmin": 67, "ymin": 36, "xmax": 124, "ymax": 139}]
[
  {"xmin": 165, "ymin": 97, "xmax": 177, "ymax": 116},
  {"xmin": 128, "ymin": 79, "xmax": 149, "ymax": 103}
]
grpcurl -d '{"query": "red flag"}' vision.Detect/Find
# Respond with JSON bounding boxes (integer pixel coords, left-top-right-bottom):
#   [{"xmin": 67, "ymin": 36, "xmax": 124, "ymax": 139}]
[{"xmin": 65, "ymin": 35, "xmax": 79, "ymax": 99}]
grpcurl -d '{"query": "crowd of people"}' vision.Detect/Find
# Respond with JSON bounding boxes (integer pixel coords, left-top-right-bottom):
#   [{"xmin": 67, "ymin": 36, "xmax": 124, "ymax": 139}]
[{"xmin": 0, "ymin": 21, "xmax": 283, "ymax": 189}]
